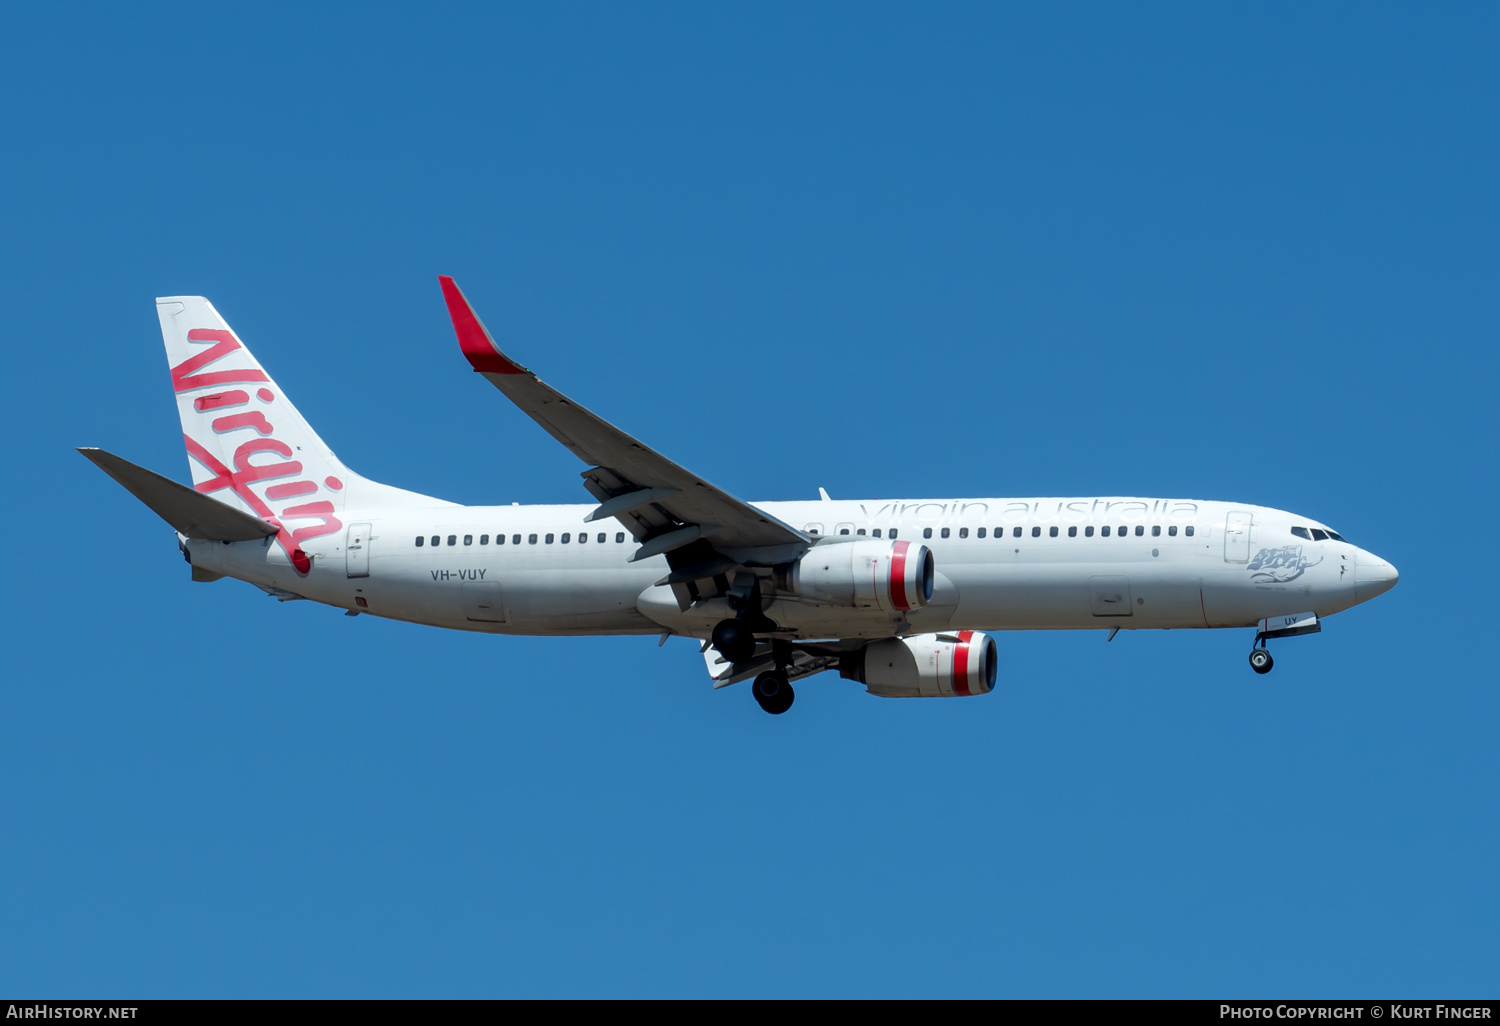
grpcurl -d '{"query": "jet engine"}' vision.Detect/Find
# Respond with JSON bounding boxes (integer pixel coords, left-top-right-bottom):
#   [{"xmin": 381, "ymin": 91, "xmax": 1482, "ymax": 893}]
[
  {"xmin": 839, "ymin": 631, "xmax": 998, "ymax": 698},
  {"xmin": 774, "ymin": 539, "xmax": 935, "ymax": 611}
]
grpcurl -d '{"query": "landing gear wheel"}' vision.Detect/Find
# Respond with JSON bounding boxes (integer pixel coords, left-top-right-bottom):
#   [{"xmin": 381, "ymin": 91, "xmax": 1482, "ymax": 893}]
[
  {"xmin": 712, "ymin": 619, "xmax": 756, "ymax": 664},
  {"xmin": 752, "ymin": 671, "xmax": 795, "ymax": 715},
  {"xmin": 1249, "ymin": 648, "xmax": 1273, "ymax": 674}
]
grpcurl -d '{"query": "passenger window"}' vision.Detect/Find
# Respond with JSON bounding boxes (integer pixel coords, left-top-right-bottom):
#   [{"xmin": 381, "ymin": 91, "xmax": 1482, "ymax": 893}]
[
  {"xmin": 415, "ymin": 536, "xmax": 424, "ymax": 547},
  {"xmin": 1031, "ymin": 526, "xmax": 1041, "ymax": 538},
  {"xmin": 464, "ymin": 534, "xmax": 473, "ymax": 546},
  {"xmin": 578, "ymin": 532, "xmax": 587, "ymax": 543},
  {"xmin": 616, "ymin": 533, "xmax": 625, "ymax": 543},
  {"xmin": 1068, "ymin": 526, "xmax": 1077, "ymax": 537},
  {"xmin": 447, "ymin": 535, "xmax": 457, "ymax": 546},
  {"xmin": 1310, "ymin": 529, "xmax": 1328, "ymax": 541},
  {"xmin": 889, "ymin": 529, "xmax": 898, "ymax": 540},
  {"xmin": 941, "ymin": 528, "xmax": 950, "ymax": 539},
  {"xmin": 1185, "ymin": 526, "xmax": 1195, "ymax": 537},
  {"xmin": 545, "ymin": 534, "xmax": 554, "ymax": 544},
  {"xmin": 1291, "ymin": 526, "xmax": 1310, "ymax": 540},
  {"xmin": 1049, "ymin": 526, "xmax": 1058, "ymax": 537},
  {"xmin": 839, "ymin": 528, "xmax": 850, "ymax": 536},
  {"xmin": 872, "ymin": 529, "xmax": 882, "ymax": 538},
  {"xmin": 1135, "ymin": 525, "xmax": 1144, "ymax": 537},
  {"xmin": 497, "ymin": 533, "xmax": 505, "ymax": 544},
  {"xmin": 598, "ymin": 533, "xmax": 606, "ymax": 543},
  {"xmin": 805, "ymin": 523, "xmax": 823, "ymax": 536},
  {"xmin": 528, "ymin": 534, "xmax": 538, "ymax": 545},
  {"xmin": 1168, "ymin": 526, "xmax": 1177, "ymax": 537},
  {"xmin": 561, "ymin": 533, "xmax": 570, "ymax": 543},
  {"xmin": 1013, "ymin": 527, "xmax": 1022, "ymax": 538},
  {"xmin": 480, "ymin": 534, "xmax": 489, "ymax": 545},
  {"xmin": 959, "ymin": 528, "xmax": 968, "ymax": 539},
  {"xmin": 1085, "ymin": 526, "xmax": 1094, "ymax": 537},
  {"xmin": 1102, "ymin": 526, "xmax": 1111, "ymax": 537},
  {"xmin": 1152, "ymin": 525, "xmax": 1161, "ymax": 537},
  {"xmin": 977, "ymin": 528, "xmax": 986, "ymax": 538},
  {"xmin": 513, "ymin": 534, "xmax": 522, "ymax": 545},
  {"xmin": 431, "ymin": 535, "xmax": 440, "ymax": 547},
  {"xmin": 923, "ymin": 528, "xmax": 933, "ymax": 539},
  {"xmin": 856, "ymin": 528, "xmax": 866, "ymax": 536}
]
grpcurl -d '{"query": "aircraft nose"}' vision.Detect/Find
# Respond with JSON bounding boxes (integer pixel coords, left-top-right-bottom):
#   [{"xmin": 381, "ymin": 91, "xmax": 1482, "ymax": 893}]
[{"xmin": 1355, "ymin": 550, "xmax": 1399, "ymax": 602}]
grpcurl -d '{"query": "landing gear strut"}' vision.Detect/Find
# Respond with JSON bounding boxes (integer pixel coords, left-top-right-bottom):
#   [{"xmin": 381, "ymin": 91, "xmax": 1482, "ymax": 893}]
[
  {"xmin": 712, "ymin": 574, "xmax": 777, "ymax": 666},
  {"xmin": 1248, "ymin": 643, "xmax": 1274, "ymax": 674}
]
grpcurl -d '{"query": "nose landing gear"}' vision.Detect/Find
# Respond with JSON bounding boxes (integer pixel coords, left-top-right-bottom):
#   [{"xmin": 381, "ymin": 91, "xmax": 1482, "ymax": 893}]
[
  {"xmin": 1248, "ymin": 645, "xmax": 1274, "ymax": 674},
  {"xmin": 1246, "ymin": 611, "xmax": 1320, "ymax": 675}
]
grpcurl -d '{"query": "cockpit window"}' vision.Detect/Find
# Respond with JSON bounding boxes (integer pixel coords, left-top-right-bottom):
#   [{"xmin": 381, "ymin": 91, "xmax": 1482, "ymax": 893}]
[
  {"xmin": 1291, "ymin": 526, "xmax": 1311, "ymax": 540},
  {"xmin": 1310, "ymin": 529, "xmax": 1329, "ymax": 541},
  {"xmin": 1326, "ymin": 530, "xmax": 1345, "ymax": 542}
]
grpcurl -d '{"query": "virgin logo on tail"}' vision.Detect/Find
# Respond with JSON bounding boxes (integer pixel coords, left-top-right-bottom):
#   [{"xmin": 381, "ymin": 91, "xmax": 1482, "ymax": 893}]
[{"xmin": 172, "ymin": 328, "xmax": 342, "ymax": 571}]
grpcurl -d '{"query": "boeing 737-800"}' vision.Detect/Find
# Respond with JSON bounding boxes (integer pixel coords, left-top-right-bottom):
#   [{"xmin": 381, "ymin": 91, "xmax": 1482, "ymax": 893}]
[{"xmin": 80, "ymin": 277, "xmax": 1399, "ymax": 714}]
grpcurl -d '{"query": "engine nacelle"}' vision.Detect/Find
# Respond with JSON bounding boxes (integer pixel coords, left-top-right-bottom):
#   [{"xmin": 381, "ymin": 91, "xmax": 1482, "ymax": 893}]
[
  {"xmin": 775, "ymin": 539, "xmax": 934, "ymax": 611},
  {"xmin": 840, "ymin": 631, "xmax": 998, "ymax": 698}
]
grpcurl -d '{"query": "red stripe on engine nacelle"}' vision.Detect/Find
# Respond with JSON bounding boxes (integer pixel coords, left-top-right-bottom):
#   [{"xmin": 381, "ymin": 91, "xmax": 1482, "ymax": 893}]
[
  {"xmin": 953, "ymin": 629, "xmax": 973, "ymax": 696},
  {"xmin": 889, "ymin": 540, "xmax": 910, "ymax": 610},
  {"xmin": 439, "ymin": 275, "xmax": 527, "ymax": 375}
]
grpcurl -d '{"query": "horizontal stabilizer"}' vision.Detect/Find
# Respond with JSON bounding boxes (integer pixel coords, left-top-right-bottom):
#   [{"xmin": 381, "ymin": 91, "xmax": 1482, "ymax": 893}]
[{"xmin": 77, "ymin": 447, "xmax": 279, "ymax": 542}]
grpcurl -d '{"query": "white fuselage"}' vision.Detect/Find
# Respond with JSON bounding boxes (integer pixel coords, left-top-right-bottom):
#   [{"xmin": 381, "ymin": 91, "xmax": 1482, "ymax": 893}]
[{"xmin": 185, "ymin": 496, "xmax": 1397, "ymax": 641}]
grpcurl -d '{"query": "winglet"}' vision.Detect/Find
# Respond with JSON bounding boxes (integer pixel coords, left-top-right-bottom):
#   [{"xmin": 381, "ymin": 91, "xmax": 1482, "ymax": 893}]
[{"xmin": 438, "ymin": 275, "xmax": 528, "ymax": 375}]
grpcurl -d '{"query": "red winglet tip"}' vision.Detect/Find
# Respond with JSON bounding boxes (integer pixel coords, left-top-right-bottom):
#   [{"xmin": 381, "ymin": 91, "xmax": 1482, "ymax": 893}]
[{"xmin": 438, "ymin": 275, "xmax": 525, "ymax": 375}]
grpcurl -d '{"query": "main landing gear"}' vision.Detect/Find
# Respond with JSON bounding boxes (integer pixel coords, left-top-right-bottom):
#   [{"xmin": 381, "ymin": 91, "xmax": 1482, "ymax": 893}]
[
  {"xmin": 710, "ymin": 576, "xmax": 796, "ymax": 714},
  {"xmin": 752, "ymin": 670, "xmax": 795, "ymax": 715},
  {"xmin": 711, "ymin": 618, "xmax": 756, "ymax": 664}
]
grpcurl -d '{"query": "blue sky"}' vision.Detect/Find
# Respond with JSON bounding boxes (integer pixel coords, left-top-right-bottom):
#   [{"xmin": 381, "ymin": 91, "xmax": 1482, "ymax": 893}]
[{"xmin": 1, "ymin": 2, "xmax": 1496, "ymax": 997}]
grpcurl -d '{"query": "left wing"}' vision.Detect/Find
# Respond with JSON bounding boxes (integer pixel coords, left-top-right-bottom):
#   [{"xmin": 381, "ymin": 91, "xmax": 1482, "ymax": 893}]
[{"xmin": 439, "ymin": 276, "xmax": 810, "ymax": 582}]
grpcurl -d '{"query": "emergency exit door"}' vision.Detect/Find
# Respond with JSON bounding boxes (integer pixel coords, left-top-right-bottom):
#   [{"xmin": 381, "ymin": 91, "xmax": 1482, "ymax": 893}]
[
  {"xmin": 346, "ymin": 523, "xmax": 371, "ymax": 578},
  {"xmin": 1224, "ymin": 512, "xmax": 1252, "ymax": 563}
]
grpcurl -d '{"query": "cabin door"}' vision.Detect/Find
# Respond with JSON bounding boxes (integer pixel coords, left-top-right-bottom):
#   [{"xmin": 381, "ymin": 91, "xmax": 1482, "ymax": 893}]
[
  {"xmin": 1224, "ymin": 512, "xmax": 1253, "ymax": 563},
  {"xmin": 346, "ymin": 523, "xmax": 371, "ymax": 578}
]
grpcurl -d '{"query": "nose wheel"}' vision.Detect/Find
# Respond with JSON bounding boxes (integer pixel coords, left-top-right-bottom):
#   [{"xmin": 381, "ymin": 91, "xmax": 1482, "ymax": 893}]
[{"xmin": 1248, "ymin": 646, "xmax": 1273, "ymax": 674}]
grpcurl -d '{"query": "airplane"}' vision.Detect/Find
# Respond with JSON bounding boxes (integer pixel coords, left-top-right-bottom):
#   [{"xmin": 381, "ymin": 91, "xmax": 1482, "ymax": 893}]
[{"xmin": 80, "ymin": 277, "xmax": 1399, "ymax": 715}]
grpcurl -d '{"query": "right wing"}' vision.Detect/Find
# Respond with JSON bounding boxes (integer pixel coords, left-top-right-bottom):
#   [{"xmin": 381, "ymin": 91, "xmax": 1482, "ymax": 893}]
[{"xmin": 439, "ymin": 276, "xmax": 811, "ymax": 581}]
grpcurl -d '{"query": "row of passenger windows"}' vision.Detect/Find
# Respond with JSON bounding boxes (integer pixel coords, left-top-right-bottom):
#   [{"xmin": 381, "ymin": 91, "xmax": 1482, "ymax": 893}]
[
  {"xmin": 1291, "ymin": 526, "xmax": 1345, "ymax": 542},
  {"xmin": 416, "ymin": 523, "xmax": 1200, "ymax": 548},
  {"xmin": 415, "ymin": 532, "xmax": 629, "ymax": 547},
  {"xmin": 812, "ymin": 525, "xmax": 1195, "ymax": 539}
]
